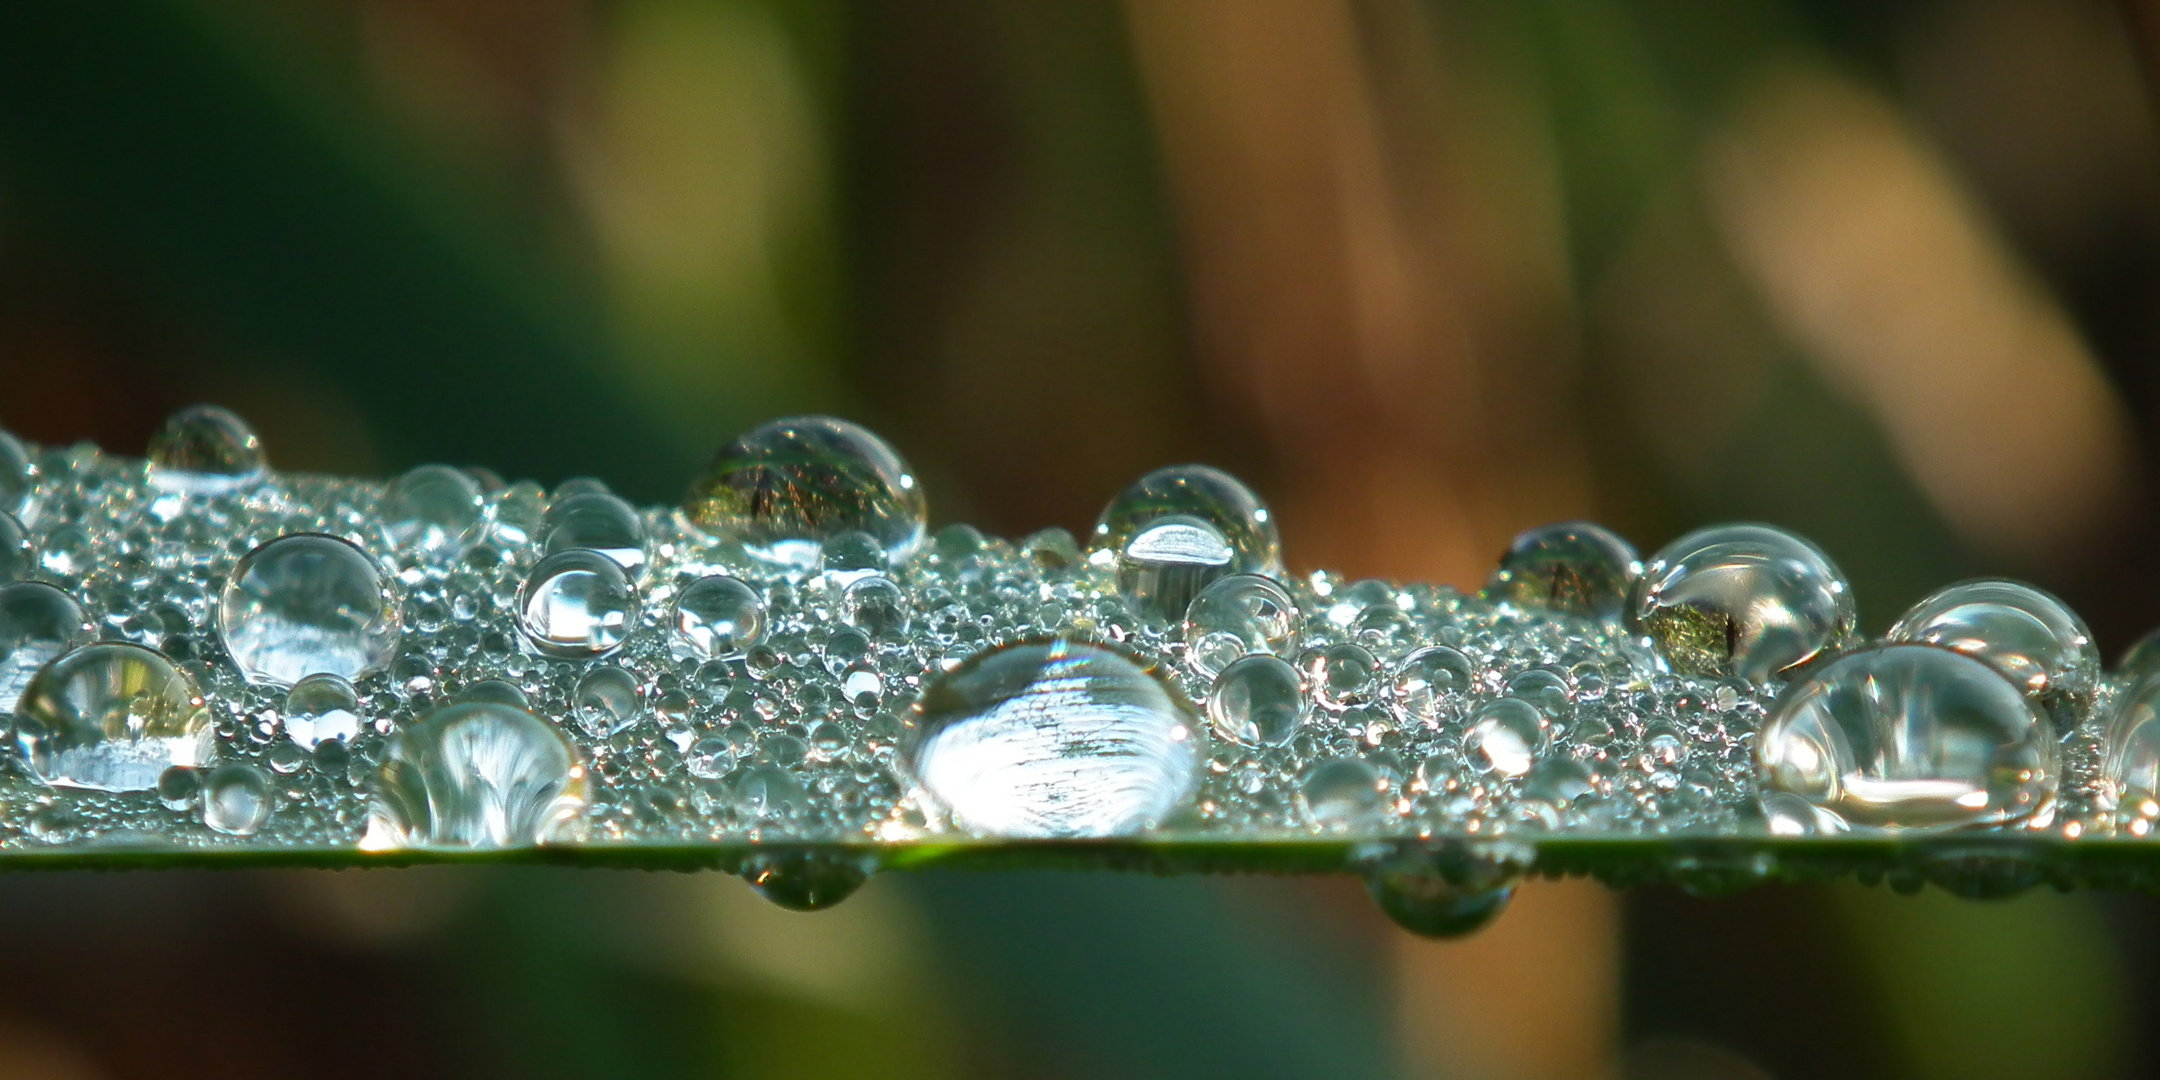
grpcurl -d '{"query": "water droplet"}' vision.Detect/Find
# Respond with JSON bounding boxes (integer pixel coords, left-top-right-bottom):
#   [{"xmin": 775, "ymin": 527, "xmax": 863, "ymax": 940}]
[
  {"xmin": 2119, "ymin": 628, "xmax": 2160, "ymax": 680},
  {"xmin": 282, "ymin": 673, "xmax": 361, "ymax": 749},
  {"xmin": 1183, "ymin": 574, "xmax": 1299, "ymax": 677},
  {"xmin": 14, "ymin": 643, "xmax": 213, "ymax": 791},
  {"xmin": 202, "ymin": 763, "xmax": 272, "ymax": 836},
  {"xmin": 456, "ymin": 680, "xmax": 531, "ymax": 708},
  {"xmin": 741, "ymin": 849, "xmax": 877, "ymax": 911},
  {"xmin": 1362, "ymin": 856, "xmax": 1513, "ymax": 939},
  {"xmin": 1300, "ymin": 758, "xmax": 1383, "ymax": 828},
  {"xmin": 737, "ymin": 762, "xmax": 809, "ymax": 818},
  {"xmin": 0, "ymin": 510, "xmax": 29, "ymax": 582},
  {"xmin": 219, "ymin": 534, "xmax": 399, "ymax": 685},
  {"xmin": 2108, "ymin": 673, "xmax": 2160, "ymax": 823},
  {"xmin": 682, "ymin": 416, "xmax": 926, "ymax": 568},
  {"xmin": 38, "ymin": 526, "xmax": 90, "ymax": 579},
  {"xmin": 1887, "ymin": 579, "xmax": 2097, "ymax": 719},
  {"xmin": 518, "ymin": 550, "xmax": 638, "ymax": 658},
  {"xmin": 1758, "ymin": 644, "xmax": 2055, "ymax": 830},
  {"xmin": 1207, "ymin": 654, "xmax": 1304, "ymax": 745},
  {"xmin": 1464, "ymin": 699, "xmax": 1542, "ymax": 777},
  {"xmin": 1115, "ymin": 515, "xmax": 1234, "ymax": 625},
  {"xmin": 540, "ymin": 492, "xmax": 647, "ymax": 571},
  {"xmin": 1523, "ymin": 757, "xmax": 1593, "ymax": 805},
  {"xmin": 1021, "ymin": 528, "xmax": 1082, "ymax": 572},
  {"xmin": 574, "ymin": 666, "xmax": 641, "ymax": 737},
  {"xmin": 1505, "ymin": 669, "xmax": 1571, "ymax": 721},
  {"xmin": 364, "ymin": 700, "xmax": 587, "ymax": 850},
  {"xmin": 909, "ymin": 639, "xmax": 1198, "ymax": 838},
  {"xmin": 842, "ymin": 576, "xmax": 909, "ymax": 639},
  {"xmin": 1485, "ymin": 521, "xmax": 1640, "ymax": 619},
  {"xmin": 380, "ymin": 465, "xmax": 485, "ymax": 560},
  {"xmin": 146, "ymin": 405, "xmax": 265, "ymax": 496},
  {"xmin": 158, "ymin": 766, "xmax": 200, "ymax": 810},
  {"xmin": 1760, "ymin": 790, "xmax": 1846, "ymax": 836},
  {"xmin": 1093, "ymin": 465, "xmax": 1281, "ymax": 576},
  {"xmin": 1390, "ymin": 646, "xmax": 1474, "ymax": 724},
  {"xmin": 820, "ymin": 531, "xmax": 887, "ymax": 583},
  {"xmin": 1627, "ymin": 524, "xmax": 1854, "ymax": 683},
  {"xmin": 1305, "ymin": 642, "xmax": 1379, "ymax": 710},
  {"xmin": 0, "ymin": 582, "xmax": 93, "ymax": 713},
  {"xmin": 671, "ymin": 574, "xmax": 763, "ymax": 659},
  {"xmin": 0, "ymin": 431, "xmax": 29, "ymax": 517}
]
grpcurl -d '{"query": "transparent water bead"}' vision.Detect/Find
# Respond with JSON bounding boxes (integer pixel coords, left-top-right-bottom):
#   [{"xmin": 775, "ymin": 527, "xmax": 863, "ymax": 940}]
[
  {"xmin": 518, "ymin": 550, "xmax": 638, "ymax": 658},
  {"xmin": 671, "ymin": 575, "xmax": 763, "ymax": 660},
  {"xmin": 364, "ymin": 700, "xmax": 587, "ymax": 850},
  {"xmin": 1485, "ymin": 521, "xmax": 1640, "ymax": 620},
  {"xmin": 0, "ymin": 431, "xmax": 28, "ymax": 517},
  {"xmin": 1207, "ymin": 654, "xmax": 1304, "ymax": 745},
  {"xmin": 145, "ymin": 405, "xmax": 265, "ymax": 496},
  {"xmin": 1306, "ymin": 642, "xmax": 1379, "ymax": 710},
  {"xmin": 14, "ymin": 643, "xmax": 213, "ymax": 792},
  {"xmin": 573, "ymin": 666, "xmax": 641, "ymax": 737},
  {"xmin": 540, "ymin": 492, "xmax": 647, "ymax": 572},
  {"xmin": 380, "ymin": 464, "xmax": 485, "ymax": 560},
  {"xmin": 1183, "ymin": 574, "xmax": 1299, "ymax": 678},
  {"xmin": 202, "ymin": 763, "xmax": 272, "ymax": 836},
  {"xmin": 742, "ymin": 850, "xmax": 877, "ymax": 912},
  {"xmin": 1391, "ymin": 646, "xmax": 1474, "ymax": 725},
  {"xmin": 908, "ymin": 639, "xmax": 1199, "ymax": 838},
  {"xmin": 0, "ymin": 582, "xmax": 93, "ymax": 713},
  {"xmin": 842, "ymin": 576, "xmax": 909, "ymax": 639},
  {"xmin": 0, "ymin": 510, "xmax": 29, "ymax": 582},
  {"xmin": 1093, "ymin": 464, "xmax": 1281, "ymax": 576},
  {"xmin": 1363, "ymin": 858, "xmax": 1513, "ymax": 939},
  {"xmin": 1758, "ymin": 645, "xmax": 2055, "ymax": 830},
  {"xmin": 1301, "ymin": 758, "xmax": 1385, "ymax": 828},
  {"xmin": 282, "ymin": 673, "xmax": 362, "ymax": 749},
  {"xmin": 1464, "ymin": 699, "xmax": 1543, "ymax": 778},
  {"xmin": 1115, "ymin": 514, "xmax": 1234, "ymax": 625},
  {"xmin": 682, "ymin": 416, "xmax": 926, "ymax": 568},
  {"xmin": 2120, "ymin": 629, "xmax": 2160, "ymax": 681},
  {"xmin": 1887, "ymin": 579, "xmax": 2098, "ymax": 717},
  {"xmin": 1628, "ymin": 523, "xmax": 1854, "ymax": 683},
  {"xmin": 219, "ymin": 534, "xmax": 399, "ymax": 686},
  {"xmin": 2108, "ymin": 674, "xmax": 2160, "ymax": 822}
]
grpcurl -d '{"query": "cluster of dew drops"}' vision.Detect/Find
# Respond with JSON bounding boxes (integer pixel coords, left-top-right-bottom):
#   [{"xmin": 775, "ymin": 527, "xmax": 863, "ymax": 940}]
[{"xmin": 2, "ymin": 405, "xmax": 2159, "ymax": 918}]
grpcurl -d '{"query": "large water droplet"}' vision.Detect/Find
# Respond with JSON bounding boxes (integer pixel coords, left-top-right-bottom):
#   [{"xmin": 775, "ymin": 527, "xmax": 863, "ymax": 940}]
[
  {"xmin": 1887, "ymin": 579, "xmax": 2097, "ymax": 720},
  {"xmin": 741, "ymin": 849, "xmax": 877, "ymax": 911},
  {"xmin": 1207, "ymin": 654, "xmax": 1304, "ymax": 745},
  {"xmin": 670, "ymin": 575, "xmax": 762, "ymax": 660},
  {"xmin": 282, "ymin": 673, "xmax": 362, "ymax": 749},
  {"xmin": 908, "ymin": 639, "xmax": 1198, "ymax": 838},
  {"xmin": 146, "ymin": 405, "xmax": 265, "ymax": 496},
  {"xmin": 1093, "ymin": 465, "xmax": 1280, "ymax": 576},
  {"xmin": 379, "ymin": 464, "xmax": 485, "ymax": 560},
  {"xmin": 0, "ymin": 582, "xmax": 93, "ymax": 713},
  {"xmin": 1485, "ymin": 521, "xmax": 1640, "ymax": 620},
  {"xmin": 1627, "ymin": 523, "xmax": 1854, "ymax": 683},
  {"xmin": 1115, "ymin": 515, "xmax": 1233, "ymax": 625},
  {"xmin": 202, "ymin": 763, "xmax": 272, "ymax": 836},
  {"xmin": 540, "ymin": 492, "xmax": 647, "ymax": 571},
  {"xmin": 1362, "ymin": 855, "xmax": 1514, "ymax": 939},
  {"xmin": 14, "ymin": 643, "xmax": 213, "ymax": 791},
  {"xmin": 364, "ymin": 700, "xmax": 587, "ymax": 850},
  {"xmin": 1183, "ymin": 574, "xmax": 1299, "ymax": 677},
  {"xmin": 682, "ymin": 416, "xmax": 926, "ymax": 568},
  {"xmin": 0, "ymin": 510, "xmax": 29, "ymax": 582},
  {"xmin": 219, "ymin": 534, "xmax": 399, "ymax": 686},
  {"xmin": 1758, "ymin": 644, "xmax": 2055, "ymax": 830},
  {"xmin": 518, "ymin": 550, "xmax": 638, "ymax": 658},
  {"xmin": 0, "ymin": 431, "xmax": 29, "ymax": 518}
]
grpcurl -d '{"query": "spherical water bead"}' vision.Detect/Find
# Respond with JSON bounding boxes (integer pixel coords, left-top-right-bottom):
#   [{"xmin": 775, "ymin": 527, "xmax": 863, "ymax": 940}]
[
  {"xmin": 1523, "ymin": 757, "xmax": 1593, "ymax": 806},
  {"xmin": 1505, "ymin": 670, "xmax": 1571, "ymax": 722},
  {"xmin": 1363, "ymin": 860, "xmax": 1513, "ymax": 940},
  {"xmin": 1207, "ymin": 654, "xmax": 1304, "ymax": 745},
  {"xmin": 219, "ymin": 534, "xmax": 399, "ymax": 686},
  {"xmin": 672, "ymin": 574, "xmax": 763, "ymax": 659},
  {"xmin": 1093, "ymin": 464, "xmax": 1281, "ymax": 576},
  {"xmin": 145, "ymin": 405, "xmax": 265, "ymax": 496},
  {"xmin": 380, "ymin": 464, "xmax": 485, "ymax": 560},
  {"xmin": 1114, "ymin": 514, "xmax": 1234, "ymax": 625},
  {"xmin": 1301, "ymin": 758, "xmax": 1384, "ymax": 828},
  {"xmin": 0, "ymin": 430, "xmax": 29, "ymax": 517},
  {"xmin": 742, "ymin": 850, "xmax": 877, "ymax": 912},
  {"xmin": 1306, "ymin": 642, "xmax": 1379, "ymax": 710},
  {"xmin": 1464, "ymin": 699, "xmax": 1542, "ymax": 778},
  {"xmin": 282, "ymin": 673, "xmax": 362, "ymax": 749},
  {"xmin": 1887, "ymin": 579, "xmax": 2098, "ymax": 719},
  {"xmin": 1391, "ymin": 646, "xmax": 1474, "ymax": 725},
  {"xmin": 2119, "ymin": 629, "xmax": 2160, "ymax": 680},
  {"xmin": 0, "ymin": 582, "xmax": 93, "ymax": 713},
  {"xmin": 1627, "ymin": 523, "xmax": 1854, "ymax": 683},
  {"xmin": 456, "ymin": 680, "xmax": 531, "ymax": 708},
  {"xmin": 540, "ymin": 492, "xmax": 647, "ymax": 572},
  {"xmin": 37, "ymin": 526, "xmax": 91, "ymax": 579},
  {"xmin": 201, "ymin": 763, "xmax": 272, "ymax": 836},
  {"xmin": 682, "ymin": 416, "xmax": 926, "ymax": 568},
  {"xmin": 14, "ymin": 643, "xmax": 213, "ymax": 792},
  {"xmin": 820, "ymin": 531, "xmax": 887, "ymax": 583},
  {"xmin": 737, "ymin": 763, "xmax": 810, "ymax": 818},
  {"xmin": 518, "ymin": 550, "xmax": 638, "ymax": 658},
  {"xmin": 574, "ymin": 666, "xmax": 641, "ymax": 737},
  {"xmin": 0, "ymin": 510, "xmax": 28, "ymax": 582},
  {"xmin": 1758, "ymin": 644, "xmax": 2055, "ymax": 830},
  {"xmin": 842, "ymin": 576, "xmax": 910, "ymax": 639},
  {"xmin": 908, "ymin": 639, "xmax": 1198, "ymax": 838},
  {"xmin": 1182, "ymin": 574, "xmax": 1299, "ymax": 678},
  {"xmin": 2107, "ymin": 674, "xmax": 2160, "ymax": 821},
  {"xmin": 1485, "ymin": 521, "xmax": 1640, "ymax": 620},
  {"xmin": 363, "ymin": 700, "xmax": 587, "ymax": 850}
]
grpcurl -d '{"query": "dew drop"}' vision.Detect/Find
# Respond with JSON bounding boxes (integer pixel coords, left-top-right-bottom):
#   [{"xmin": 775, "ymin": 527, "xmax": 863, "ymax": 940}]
[
  {"xmin": 1115, "ymin": 515, "xmax": 1234, "ymax": 625},
  {"xmin": 1300, "ymin": 758, "xmax": 1384, "ymax": 828},
  {"xmin": 842, "ymin": 576, "xmax": 910, "ymax": 639},
  {"xmin": 671, "ymin": 574, "xmax": 763, "ymax": 660},
  {"xmin": 1390, "ymin": 646, "xmax": 1474, "ymax": 725},
  {"xmin": 0, "ymin": 430, "xmax": 29, "ymax": 518},
  {"xmin": 820, "ymin": 531, "xmax": 886, "ymax": 583},
  {"xmin": 1207, "ymin": 654, "xmax": 1304, "ymax": 746},
  {"xmin": 38, "ymin": 526, "xmax": 90, "ymax": 579},
  {"xmin": 1362, "ymin": 857, "xmax": 1513, "ymax": 939},
  {"xmin": 146, "ymin": 405, "xmax": 266, "ymax": 496},
  {"xmin": 1627, "ymin": 523, "xmax": 1854, "ymax": 683},
  {"xmin": 380, "ymin": 464, "xmax": 485, "ymax": 560},
  {"xmin": 456, "ymin": 680, "xmax": 531, "ymax": 709},
  {"xmin": 682, "ymin": 416, "xmax": 926, "ymax": 568},
  {"xmin": 14, "ymin": 642, "xmax": 213, "ymax": 791},
  {"xmin": 908, "ymin": 639, "xmax": 1198, "ymax": 838},
  {"xmin": 1306, "ymin": 642, "xmax": 1379, "ymax": 710},
  {"xmin": 574, "ymin": 666, "xmax": 641, "ymax": 737},
  {"xmin": 1887, "ymin": 579, "xmax": 2097, "ymax": 720},
  {"xmin": 1523, "ymin": 757, "xmax": 1593, "ymax": 806},
  {"xmin": 1183, "ymin": 574, "xmax": 1299, "ymax": 677},
  {"xmin": 518, "ymin": 550, "xmax": 638, "ymax": 658},
  {"xmin": 738, "ymin": 762, "xmax": 809, "ymax": 819},
  {"xmin": 219, "ymin": 534, "xmax": 399, "ymax": 686},
  {"xmin": 1093, "ymin": 465, "xmax": 1280, "ymax": 577},
  {"xmin": 741, "ymin": 849, "xmax": 877, "ymax": 912},
  {"xmin": 0, "ymin": 582, "xmax": 94, "ymax": 713},
  {"xmin": 0, "ymin": 510, "xmax": 29, "ymax": 582},
  {"xmin": 2108, "ymin": 673, "xmax": 2160, "ymax": 824},
  {"xmin": 364, "ymin": 700, "xmax": 587, "ymax": 850},
  {"xmin": 282, "ymin": 673, "xmax": 362, "ymax": 749},
  {"xmin": 202, "ymin": 763, "xmax": 272, "ymax": 836},
  {"xmin": 1464, "ymin": 698, "xmax": 1542, "ymax": 778},
  {"xmin": 2119, "ymin": 629, "xmax": 2160, "ymax": 681},
  {"xmin": 1758, "ymin": 644, "xmax": 2055, "ymax": 830},
  {"xmin": 1485, "ymin": 521, "xmax": 1640, "ymax": 619},
  {"xmin": 540, "ymin": 492, "xmax": 647, "ymax": 571}
]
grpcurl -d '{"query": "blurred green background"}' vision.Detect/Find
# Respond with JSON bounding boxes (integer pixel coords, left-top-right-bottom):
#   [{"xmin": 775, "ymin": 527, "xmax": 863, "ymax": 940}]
[{"xmin": 3, "ymin": 1, "xmax": 2160, "ymax": 1077}]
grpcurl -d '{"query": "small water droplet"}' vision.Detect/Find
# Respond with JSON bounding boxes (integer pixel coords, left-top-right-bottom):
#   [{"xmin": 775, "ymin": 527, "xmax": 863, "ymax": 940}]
[
  {"xmin": 819, "ymin": 530, "xmax": 887, "ymax": 583},
  {"xmin": 282, "ymin": 673, "xmax": 362, "ymax": 749},
  {"xmin": 1300, "ymin": 758, "xmax": 1384, "ymax": 828},
  {"xmin": 456, "ymin": 679, "xmax": 531, "ymax": 708},
  {"xmin": 683, "ymin": 416, "xmax": 926, "ymax": 568},
  {"xmin": 574, "ymin": 666, "xmax": 641, "ymax": 737},
  {"xmin": 14, "ymin": 642, "xmax": 213, "ymax": 791},
  {"xmin": 909, "ymin": 639, "xmax": 1198, "ymax": 838},
  {"xmin": 1390, "ymin": 646, "xmax": 1474, "ymax": 724},
  {"xmin": 1523, "ymin": 757, "xmax": 1593, "ymax": 805},
  {"xmin": 540, "ymin": 492, "xmax": 647, "ymax": 571},
  {"xmin": 219, "ymin": 534, "xmax": 399, "ymax": 685},
  {"xmin": 1464, "ymin": 699, "xmax": 1542, "ymax": 777},
  {"xmin": 364, "ymin": 700, "xmax": 587, "ymax": 849},
  {"xmin": 1485, "ymin": 521, "xmax": 1640, "ymax": 619},
  {"xmin": 1207, "ymin": 654, "xmax": 1304, "ymax": 745},
  {"xmin": 2106, "ymin": 673, "xmax": 2160, "ymax": 822},
  {"xmin": 1362, "ymin": 856, "xmax": 1514, "ymax": 939},
  {"xmin": 518, "ymin": 550, "xmax": 638, "ymax": 658},
  {"xmin": 671, "ymin": 574, "xmax": 763, "ymax": 660},
  {"xmin": 842, "ymin": 576, "xmax": 910, "ymax": 639},
  {"xmin": 158, "ymin": 765, "xmax": 200, "ymax": 810},
  {"xmin": 1505, "ymin": 669, "xmax": 1571, "ymax": 721},
  {"xmin": 0, "ymin": 510, "xmax": 29, "ymax": 582},
  {"xmin": 380, "ymin": 465, "xmax": 485, "ymax": 560},
  {"xmin": 38, "ymin": 526, "xmax": 91, "ymax": 579},
  {"xmin": 202, "ymin": 763, "xmax": 272, "ymax": 836},
  {"xmin": 1758, "ymin": 644, "xmax": 2055, "ymax": 830},
  {"xmin": 1093, "ymin": 465, "xmax": 1280, "ymax": 577},
  {"xmin": 737, "ymin": 762, "xmax": 809, "ymax": 819},
  {"xmin": 1305, "ymin": 642, "xmax": 1379, "ymax": 710},
  {"xmin": 0, "ymin": 582, "xmax": 93, "ymax": 713},
  {"xmin": 1887, "ymin": 578, "xmax": 2097, "ymax": 720},
  {"xmin": 1183, "ymin": 574, "xmax": 1299, "ymax": 677},
  {"xmin": 0, "ymin": 431, "xmax": 30, "ymax": 517},
  {"xmin": 1115, "ymin": 515, "xmax": 1233, "ymax": 625},
  {"xmin": 1628, "ymin": 523, "xmax": 1854, "ymax": 683},
  {"xmin": 740, "ymin": 849, "xmax": 877, "ymax": 911},
  {"xmin": 1021, "ymin": 528, "xmax": 1082, "ymax": 571},
  {"xmin": 146, "ymin": 405, "xmax": 265, "ymax": 496}
]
